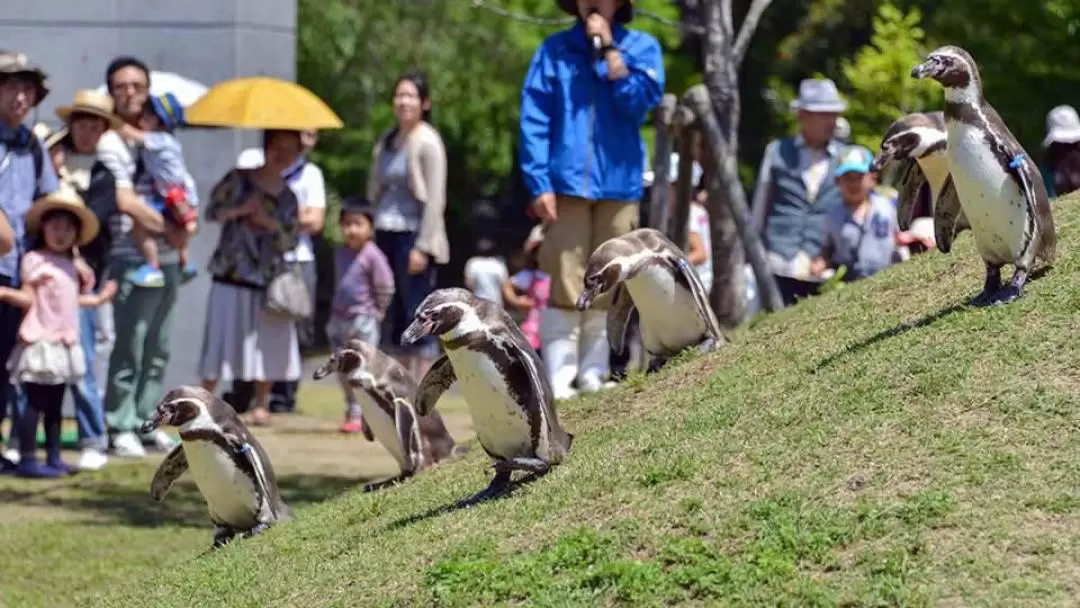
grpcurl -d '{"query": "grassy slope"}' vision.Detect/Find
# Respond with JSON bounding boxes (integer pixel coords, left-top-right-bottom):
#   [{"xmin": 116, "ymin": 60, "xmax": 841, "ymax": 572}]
[{"xmin": 91, "ymin": 194, "xmax": 1080, "ymax": 607}]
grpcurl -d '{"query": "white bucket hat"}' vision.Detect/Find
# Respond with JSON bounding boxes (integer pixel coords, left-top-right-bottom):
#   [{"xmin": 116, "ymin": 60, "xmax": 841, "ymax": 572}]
[
  {"xmin": 1042, "ymin": 105, "xmax": 1080, "ymax": 148},
  {"xmin": 789, "ymin": 78, "xmax": 848, "ymax": 114}
]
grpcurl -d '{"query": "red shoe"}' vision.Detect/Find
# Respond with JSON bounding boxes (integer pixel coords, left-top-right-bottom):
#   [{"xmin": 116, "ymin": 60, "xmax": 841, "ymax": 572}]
[{"xmin": 339, "ymin": 419, "xmax": 365, "ymax": 434}]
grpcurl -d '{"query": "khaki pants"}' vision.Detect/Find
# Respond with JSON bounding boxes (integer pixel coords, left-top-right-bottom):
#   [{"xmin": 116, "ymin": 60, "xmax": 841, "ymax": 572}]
[{"xmin": 538, "ymin": 196, "xmax": 640, "ymax": 310}]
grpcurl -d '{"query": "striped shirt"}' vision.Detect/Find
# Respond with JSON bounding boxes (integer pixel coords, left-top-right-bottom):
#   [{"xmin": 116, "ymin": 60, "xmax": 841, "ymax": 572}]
[{"xmin": 0, "ymin": 122, "xmax": 60, "ymax": 279}]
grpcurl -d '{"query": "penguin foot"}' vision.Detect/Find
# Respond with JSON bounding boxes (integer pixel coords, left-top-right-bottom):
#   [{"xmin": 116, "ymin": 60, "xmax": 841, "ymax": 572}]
[
  {"xmin": 990, "ymin": 269, "xmax": 1029, "ymax": 305},
  {"xmin": 241, "ymin": 523, "xmax": 271, "ymax": 539},
  {"xmin": 362, "ymin": 471, "xmax": 413, "ymax": 493},
  {"xmin": 494, "ymin": 457, "xmax": 551, "ymax": 476},
  {"xmin": 211, "ymin": 526, "xmax": 237, "ymax": 549},
  {"xmin": 696, "ymin": 338, "xmax": 720, "ymax": 354},
  {"xmin": 459, "ymin": 469, "xmax": 513, "ymax": 507},
  {"xmin": 646, "ymin": 357, "xmax": 668, "ymax": 374},
  {"xmin": 970, "ymin": 263, "xmax": 1003, "ymax": 307}
]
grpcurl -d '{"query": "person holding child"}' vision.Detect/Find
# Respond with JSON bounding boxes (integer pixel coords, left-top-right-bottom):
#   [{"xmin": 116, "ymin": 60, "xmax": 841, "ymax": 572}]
[
  {"xmin": 327, "ymin": 197, "xmax": 394, "ymax": 434},
  {"xmin": 0, "ymin": 185, "xmax": 109, "ymax": 477},
  {"xmin": 501, "ymin": 224, "xmax": 551, "ymax": 357},
  {"xmin": 120, "ymin": 91, "xmax": 198, "ymax": 288}
]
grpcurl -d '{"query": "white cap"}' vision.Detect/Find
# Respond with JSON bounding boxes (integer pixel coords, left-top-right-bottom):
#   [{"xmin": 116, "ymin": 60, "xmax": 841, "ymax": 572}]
[{"xmin": 1043, "ymin": 105, "xmax": 1080, "ymax": 148}]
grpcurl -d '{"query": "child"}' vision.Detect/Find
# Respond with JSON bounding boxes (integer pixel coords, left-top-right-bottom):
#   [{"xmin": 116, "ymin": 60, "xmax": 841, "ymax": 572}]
[
  {"xmin": 0, "ymin": 186, "xmax": 107, "ymax": 478},
  {"xmin": 126, "ymin": 92, "xmax": 199, "ymax": 288},
  {"xmin": 463, "ymin": 236, "xmax": 508, "ymax": 307},
  {"xmin": 666, "ymin": 153, "xmax": 712, "ymax": 293},
  {"xmin": 501, "ymin": 225, "xmax": 550, "ymax": 356},
  {"xmin": 811, "ymin": 145, "xmax": 917, "ymax": 282},
  {"xmin": 327, "ymin": 198, "xmax": 395, "ymax": 434}
]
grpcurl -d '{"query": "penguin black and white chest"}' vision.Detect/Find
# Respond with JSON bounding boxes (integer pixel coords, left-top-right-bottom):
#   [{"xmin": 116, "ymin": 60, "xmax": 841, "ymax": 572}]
[
  {"xmin": 311, "ymin": 339, "xmax": 461, "ymax": 491},
  {"xmin": 912, "ymin": 45, "xmax": 1057, "ymax": 305},
  {"xmin": 575, "ymin": 228, "xmax": 724, "ymax": 370},
  {"xmin": 140, "ymin": 386, "xmax": 291, "ymax": 548},
  {"xmin": 401, "ymin": 288, "xmax": 574, "ymax": 504}
]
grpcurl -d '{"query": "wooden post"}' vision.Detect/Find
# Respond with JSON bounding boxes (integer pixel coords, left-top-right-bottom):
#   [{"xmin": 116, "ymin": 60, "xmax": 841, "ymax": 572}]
[
  {"xmin": 682, "ymin": 84, "xmax": 784, "ymax": 313},
  {"xmin": 668, "ymin": 103, "xmax": 697, "ymax": 249},
  {"xmin": 646, "ymin": 93, "xmax": 678, "ymax": 233}
]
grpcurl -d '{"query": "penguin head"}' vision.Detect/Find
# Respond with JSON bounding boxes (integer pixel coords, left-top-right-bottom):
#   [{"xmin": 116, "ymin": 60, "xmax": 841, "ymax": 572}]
[
  {"xmin": 402, "ymin": 288, "xmax": 477, "ymax": 344},
  {"xmin": 141, "ymin": 386, "xmax": 214, "ymax": 433},
  {"xmin": 578, "ymin": 255, "xmax": 625, "ymax": 311},
  {"xmin": 313, "ymin": 343, "xmax": 367, "ymax": 381},
  {"xmin": 911, "ymin": 46, "xmax": 981, "ymax": 94},
  {"xmin": 872, "ymin": 122, "xmax": 946, "ymax": 173}
]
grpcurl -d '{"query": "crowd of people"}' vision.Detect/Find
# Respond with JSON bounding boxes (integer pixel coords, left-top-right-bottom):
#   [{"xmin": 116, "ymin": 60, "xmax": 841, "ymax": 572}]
[{"xmin": 2, "ymin": 0, "xmax": 1079, "ymax": 480}]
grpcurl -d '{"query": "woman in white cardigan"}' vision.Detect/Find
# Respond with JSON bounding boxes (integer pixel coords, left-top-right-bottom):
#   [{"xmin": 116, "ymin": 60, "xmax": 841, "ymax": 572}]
[{"xmin": 366, "ymin": 71, "xmax": 450, "ymax": 380}]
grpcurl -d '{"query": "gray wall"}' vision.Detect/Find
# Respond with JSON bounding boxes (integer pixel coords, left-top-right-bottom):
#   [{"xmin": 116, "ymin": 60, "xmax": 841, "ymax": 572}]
[{"xmin": 0, "ymin": 1, "xmax": 297, "ymax": 389}]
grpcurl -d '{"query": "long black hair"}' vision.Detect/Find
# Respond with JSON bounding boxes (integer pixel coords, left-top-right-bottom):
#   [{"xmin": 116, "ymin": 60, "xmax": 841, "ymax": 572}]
[{"xmin": 382, "ymin": 70, "xmax": 432, "ymax": 149}]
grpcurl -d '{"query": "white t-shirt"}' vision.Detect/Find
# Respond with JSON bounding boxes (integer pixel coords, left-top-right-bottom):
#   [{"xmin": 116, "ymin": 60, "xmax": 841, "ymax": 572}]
[
  {"xmin": 235, "ymin": 147, "xmax": 327, "ymax": 263},
  {"xmin": 688, "ymin": 203, "xmax": 712, "ymax": 293},
  {"xmin": 464, "ymin": 256, "xmax": 508, "ymax": 307}
]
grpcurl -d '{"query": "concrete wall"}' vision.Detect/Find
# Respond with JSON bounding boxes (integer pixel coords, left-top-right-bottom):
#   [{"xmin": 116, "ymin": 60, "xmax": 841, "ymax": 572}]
[{"xmin": 0, "ymin": 1, "xmax": 297, "ymax": 388}]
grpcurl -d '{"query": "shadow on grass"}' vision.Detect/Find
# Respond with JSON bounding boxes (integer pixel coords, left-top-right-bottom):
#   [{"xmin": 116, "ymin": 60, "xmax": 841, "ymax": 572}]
[
  {"xmin": 384, "ymin": 472, "xmax": 544, "ymax": 532},
  {"xmin": 812, "ymin": 303, "xmax": 967, "ymax": 373},
  {"xmin": 0, "ymin": 472, "xmax": 364, "ymax": 529}
]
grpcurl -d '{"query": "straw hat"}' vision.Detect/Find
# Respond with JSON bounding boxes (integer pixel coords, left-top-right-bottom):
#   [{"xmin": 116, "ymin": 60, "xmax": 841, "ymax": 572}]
[
  {"xmin": 32, "ymin": 121, "xmax": 68, "ymax": 150},
  {"xmin": 25, "ymin": 184, "xmax": 100, "ymax": 247},
  {"xmin": 55, "ymin": 89, "xmax": 123, "ymax": 130},
  {"xmin": 0, "ymin": 51, "xmax": 49, "ymax": 105}
]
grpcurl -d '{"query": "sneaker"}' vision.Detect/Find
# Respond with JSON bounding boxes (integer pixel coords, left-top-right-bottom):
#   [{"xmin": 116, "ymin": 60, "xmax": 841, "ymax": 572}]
[
  {"xmin": 126, "ymin": 264, "xmax": 165, "ymax": 288},
  {"xmin": 180, "ymin": 262, "xmax": 198, "ymax": 285},
  {"xmin": 46, "ymin": 458, "xmax": 80, "ymax": 476},
  {"xmin": 16, "ymin": 460, "xmax": 67, "ymax": 479},
  {"xmin": 577, "ymin": 374, "xmax": 616, "ymax": 394},
  {"xmin": 340, "ymin": 419, "xmax": 365, "ymax": 434},
  {"xmin": 112, "ymin": 432, "xmax": 146, "ymax": 458},
  {"xmin": 78, "ymin": 448, "xmax": 109, "ymax": 471},
  {"xmin": 146, "ymin": 430, "xmax": 178, "ymax": 453}
]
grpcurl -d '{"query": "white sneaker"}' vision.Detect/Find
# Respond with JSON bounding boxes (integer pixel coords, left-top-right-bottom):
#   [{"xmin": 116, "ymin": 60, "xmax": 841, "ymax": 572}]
[
  {"xmin": 148, "ymin": 430, "xmax": 178, "ymax": 453},
  {"xmin": 578, "ymin": 310, "xmax": 613, "ymax": 390},
  {"xmin": 78, "ymin": 448, "xmax": 108, "ymax": 471},
  {"xmin": 112, "ymin": 432, "xmax": 146, "ymax": 458},
  {"xmin": 541, "ymin": 307, "xmax": 581, "ymax": 401},
  {"xmin": 2, "ymin": 448, "xmax": 20, "ymax": 464}
]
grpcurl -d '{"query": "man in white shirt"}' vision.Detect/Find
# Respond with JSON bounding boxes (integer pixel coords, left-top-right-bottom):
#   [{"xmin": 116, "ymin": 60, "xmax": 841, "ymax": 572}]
[{"xmin": 230, "ymin": 130, "xmax": 326, "ymax": 414}]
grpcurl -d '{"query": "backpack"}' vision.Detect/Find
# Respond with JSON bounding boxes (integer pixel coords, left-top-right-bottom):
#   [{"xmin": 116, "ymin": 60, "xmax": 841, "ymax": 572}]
[{"xmin": 0, "ymin": 128, "xmax": 46, "ymax": 199}]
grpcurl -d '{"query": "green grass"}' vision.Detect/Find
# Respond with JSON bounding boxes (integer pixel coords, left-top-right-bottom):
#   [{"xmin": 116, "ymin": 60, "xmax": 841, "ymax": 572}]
[{"xmin": 10, "ymin": 195, "xmax": 1080, "ymax": 606}]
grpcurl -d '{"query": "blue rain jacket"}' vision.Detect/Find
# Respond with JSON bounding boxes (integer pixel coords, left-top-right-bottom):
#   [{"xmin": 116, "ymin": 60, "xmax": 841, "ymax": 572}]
[{"xmin": 518, "ymin": 20, "xmax": 665, "ymax": 204}]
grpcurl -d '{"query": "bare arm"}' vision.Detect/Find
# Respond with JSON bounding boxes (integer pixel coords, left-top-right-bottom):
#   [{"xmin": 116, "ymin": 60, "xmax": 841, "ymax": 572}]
[
  {"xmin": 686, "ymin": 231, "xmax": 708, "ymax": 266},
  {"xmin": 0, "ymin": 285, "xmax": 32, "ymax": 309},
  {"xmin": 115, "ymin": 188, "xmax": 165, "ymax": 233},
  {"xmin": 299, "ymin": 206, "xmax": 325, "ymax": 234},
  {"xmin": 0, "ymin": 210, "xmax": 12, "ymax": 255},
  {"xmin": 501, "ymin": 278, "xmax": 532, "ymax": 311}
]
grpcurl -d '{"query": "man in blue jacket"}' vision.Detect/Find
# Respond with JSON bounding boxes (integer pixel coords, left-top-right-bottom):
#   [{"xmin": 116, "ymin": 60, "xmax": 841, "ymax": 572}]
[{"xmin": 519, "ymin": 0, "xmax": 664, "ymax": 400}]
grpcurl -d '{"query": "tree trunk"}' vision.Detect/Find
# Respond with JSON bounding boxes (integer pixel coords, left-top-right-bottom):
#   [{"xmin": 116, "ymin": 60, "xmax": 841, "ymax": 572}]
[
  {"xmin": 667, "ymin": 126, "xmax": 697, "ymax": 248},
  {"xmin": 697, "ymin": 140, "xmax": 747, "ymax": 328},
  {"xmin": 646, "ymin": 94, "xmax": 678, "ymax": 233}
]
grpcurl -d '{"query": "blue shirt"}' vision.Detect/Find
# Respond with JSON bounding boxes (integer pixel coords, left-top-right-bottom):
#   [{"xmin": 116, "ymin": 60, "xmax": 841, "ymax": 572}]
[
  {"xmin": 0, "ymin": 122, "xmax": 60, "ymax": 279},
  {"xmin": 518, "ymin": 21, "xmax": 665, "ymax": 203},
  {"xmin": 824, "ymin": 191, "xmax": 899, "ymax": 280}
]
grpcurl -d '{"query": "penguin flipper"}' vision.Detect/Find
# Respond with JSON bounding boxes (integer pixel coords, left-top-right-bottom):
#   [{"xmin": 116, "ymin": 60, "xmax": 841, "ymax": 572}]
[
  {"xmin": 150, "ymin": 444, "xmax": 188, "ymax": 501},
  {"xmin": 933, "ymin": 175, "xmax": 965, "ymax": 254},
  {"xmin": 228, "ymin": 436, "xmax": 277, "ymax": 521},
  {"xmin": 607, "ymin": 284, "xmax": 636, "ymax": 355},
  {"xmin": 415, "ymin": 355, "xmax": 456, "ymax": 416},
  {"xmin": 1005, "ymin": 151, "xmax": 1057, "ymax": 263},
  {"xmin": 895, "ymin": 157, "xmax": 927, "ymax": 230},
  {"xmin": 668, "ymin": 255, "xmax": 724, "ymax": 344},
  {"xmin": 393, "ymin": 397, "xmax": 423, "ymax": 473}
]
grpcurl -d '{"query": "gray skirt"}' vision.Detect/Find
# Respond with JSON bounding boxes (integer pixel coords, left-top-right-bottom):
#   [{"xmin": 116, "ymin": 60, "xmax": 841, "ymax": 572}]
[{"xmin": 198, "ymin": 281, "xmax": 301, "ymax": 383}]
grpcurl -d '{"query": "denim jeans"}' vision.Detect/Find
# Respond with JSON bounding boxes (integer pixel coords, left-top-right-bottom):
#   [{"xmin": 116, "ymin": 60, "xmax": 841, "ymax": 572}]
[{"xmin": 72, "ymin": 305, "xmax": 108, "ymax": 451}]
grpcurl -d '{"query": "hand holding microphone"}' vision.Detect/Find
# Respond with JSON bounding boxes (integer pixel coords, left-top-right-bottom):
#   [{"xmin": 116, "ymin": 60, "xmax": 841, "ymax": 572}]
[{"xmin": 585, "ymin": 7, "xmax": 612, "ymax": 55}]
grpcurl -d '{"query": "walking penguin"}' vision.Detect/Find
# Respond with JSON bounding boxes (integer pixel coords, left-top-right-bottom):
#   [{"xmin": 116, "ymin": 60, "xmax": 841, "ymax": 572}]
[
  {"xmin": 141, "ymin": 386, "xmax": 292, "ymax": 549},
  {"xmin": 311, "ymin": 338, "xmax": 462, "ymax": 492},
  {"xmin": 576, "ymin": 228, "xmax": 724, "ymax": 372},
  {"xmin": 401, "ymin": 288, "xmax": 574, "ymax": 506},
  {"xmin": 911, "ymin": 45, "xmax": 1057, "ymax": 305}
]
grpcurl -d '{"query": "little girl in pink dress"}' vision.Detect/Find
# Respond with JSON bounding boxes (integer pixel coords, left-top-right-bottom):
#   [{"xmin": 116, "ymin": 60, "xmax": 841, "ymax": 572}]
[
  {"xmin": 501, "ymin": 225, "xmax": 550, "ymax": 354},
  {"xmin": 0, "ymin": 187, "xmax": 105, "ymax": 478}
]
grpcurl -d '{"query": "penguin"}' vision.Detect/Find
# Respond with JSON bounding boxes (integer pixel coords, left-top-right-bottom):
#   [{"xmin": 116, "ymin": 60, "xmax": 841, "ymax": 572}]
[
  {"xmin": 869, "ymin": 111, "xmax": 972, "ymax": 250},
  {"xmin": 575, "ymin": 227, "xmax": 724, "ymax": 373},
  {"xmin": 400, "ymin": 288, "xmax": 574, "ymax": 505},
  {"xmin": 140, "ymin": 386, "xmax": 291, "ymax": 549},
  {"xmin": 911, "ymin": 45, "xmax": 1057, "ymax": 305},
  {"xmin": 311, "ymin": 338, "xmax": 463, "ymax": 492}
]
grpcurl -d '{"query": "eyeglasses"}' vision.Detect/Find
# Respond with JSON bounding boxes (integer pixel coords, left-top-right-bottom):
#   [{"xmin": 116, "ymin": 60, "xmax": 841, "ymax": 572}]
[{"xmin": 111, "ymin": 81, "xmax": 148, "ymax": 93}]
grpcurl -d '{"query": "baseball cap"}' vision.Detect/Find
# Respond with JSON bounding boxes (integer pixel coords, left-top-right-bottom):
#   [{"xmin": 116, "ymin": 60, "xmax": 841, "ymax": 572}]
[{"xmin": 834, "ymin": 144, "xmax": 874, "ymax": 177}]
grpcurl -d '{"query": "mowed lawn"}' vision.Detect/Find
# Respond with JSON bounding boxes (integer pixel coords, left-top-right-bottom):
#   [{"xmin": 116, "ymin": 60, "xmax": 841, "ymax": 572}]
[{"xmin": 6, "ymin": 195, "xmax": 1080, "ymax": 607}]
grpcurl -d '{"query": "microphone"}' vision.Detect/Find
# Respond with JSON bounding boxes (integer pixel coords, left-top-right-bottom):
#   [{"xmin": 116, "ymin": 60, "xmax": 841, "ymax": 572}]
[{"xmin": 588, "ymin": 7, "xmax": 603, "ymax": 53}]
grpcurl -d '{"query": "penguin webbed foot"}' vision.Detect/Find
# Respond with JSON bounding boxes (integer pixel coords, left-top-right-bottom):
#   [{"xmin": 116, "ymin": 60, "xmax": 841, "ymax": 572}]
[
  {"xmin": 646, "ymin": 357, "xmax": 667, "ymax": 374},
  {"xmin": 241, "ymin": 522, "xmax": 271, "ymax": 540},
  {"xmin": 362, "ymin": 471, "xmax": 414, "ymax": 493},
  {"xmin": 210, "ymin": 526, "xmax": 238, "ymax": 550},
  {"xmin": 459, "ymin": 468, "xmax": 513, "ymax": 507},
  {"xmin": 969, "ymin": 263, "xmax": 1003, "ymax": 307},
  {"xmin": 494, "ymin": 457, "xmax": 550, "ymax": 476},
  {"xmin": 991, "ymin": 268, "xmax": 1029, "ymax": 305},
  {"xmin": 696, "ymin": 338, "xmax": 720, "ymax": 354}
]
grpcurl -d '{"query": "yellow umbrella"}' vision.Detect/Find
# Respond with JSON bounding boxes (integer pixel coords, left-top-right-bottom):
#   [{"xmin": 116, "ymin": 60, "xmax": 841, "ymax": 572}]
[{"xmin": 184, "ymin": 76, "xmax": 343, "ymax": 130}]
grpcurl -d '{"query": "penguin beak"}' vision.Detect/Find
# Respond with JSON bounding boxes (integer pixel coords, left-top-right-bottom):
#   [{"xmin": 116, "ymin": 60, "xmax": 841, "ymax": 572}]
[
  {"xmin": 576, "ymin": 291, "xmax": 593, "ymax": 311},
  {"xmin": 910, "ymin": 61, "xmax": 933, "ymax": 79},
  {"xmin": 401, "ymin": 318, "xmax": 434, "ymax": 345},
  {"xmin": 140, "ymin": 410, "xmax": 164, "ymax": 434},
  {"xmin": 312, "ymin": 358, "xmax": 335, "ymax": 380},
  {"xmin": 869, "ymin": 151, "xmax": 889, "ymax": 174}
]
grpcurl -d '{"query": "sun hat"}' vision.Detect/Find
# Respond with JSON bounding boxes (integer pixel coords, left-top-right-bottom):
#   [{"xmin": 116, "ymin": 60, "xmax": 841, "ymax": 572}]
[
  {"xmin": 55, "ymin": 89, "xmax": 123, "ymax": 130},
  {"xmin": 834, "ymin": 145, "xmax": 874, "ymax": 177},
  {"xmin": 25, "ymin": 183, "xmax": 100, "ymax": 246},
  {"xmin": 31, "ymin": 121, "xmax": 68, "ymax": 150},
  {"xmin": 0, "ymin": 51, "xmax": 49, "ymax": 106},
  {"xmin": 789, "ymin": 78, "xmax": 847, "ymax": 114},
  {"xmin": 556, "ymin": 0, "xmax": 634, "ymax": 23},
  {"xmin": 149, "ymin": 92, "xmax": 186, "ymax": 131},
  {"xmin": 1042, "ymin": 105, "xmax": 1080, "ymax": 148}
]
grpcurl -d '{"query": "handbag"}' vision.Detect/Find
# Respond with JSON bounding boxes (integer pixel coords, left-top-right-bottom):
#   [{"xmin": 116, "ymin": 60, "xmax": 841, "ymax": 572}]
[{"xmin": 264, "ymin": 264, "xmax": 313, "ymax": 320}]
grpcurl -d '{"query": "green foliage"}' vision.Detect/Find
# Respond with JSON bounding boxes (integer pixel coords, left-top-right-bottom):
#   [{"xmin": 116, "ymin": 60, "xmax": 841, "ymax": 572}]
[{"xmin": 839, "ymin": 3, "xmax": 940, "ymax": 151}]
